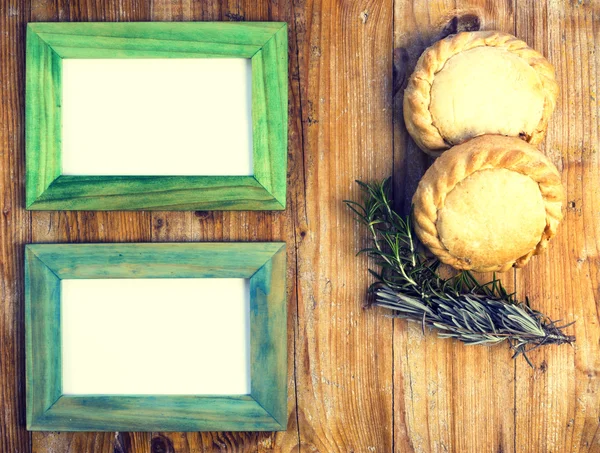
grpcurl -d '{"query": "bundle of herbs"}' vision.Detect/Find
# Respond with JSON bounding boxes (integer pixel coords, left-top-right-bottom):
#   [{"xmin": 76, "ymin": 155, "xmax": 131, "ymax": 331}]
[{"xmin": 346, "ymin": 178, "xmax": 574, "ymax": 366}]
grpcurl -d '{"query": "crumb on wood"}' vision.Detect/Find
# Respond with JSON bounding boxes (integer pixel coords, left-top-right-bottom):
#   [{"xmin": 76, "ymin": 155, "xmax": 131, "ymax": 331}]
[{"xmin": 359, "ymin": 10, "xmax": 369, "ymax": 24}]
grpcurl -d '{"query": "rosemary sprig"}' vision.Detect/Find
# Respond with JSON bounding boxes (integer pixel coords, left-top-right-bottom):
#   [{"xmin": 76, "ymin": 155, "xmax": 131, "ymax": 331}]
[{"xmin": 346, "ymin": 178, "xmax": 575, "ymax": 366}]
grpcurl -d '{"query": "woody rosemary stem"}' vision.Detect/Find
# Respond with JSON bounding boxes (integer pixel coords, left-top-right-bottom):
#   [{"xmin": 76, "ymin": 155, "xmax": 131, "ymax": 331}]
[{"xmin": 345, "ymin": 178, "xmax": 575, "ymax": 367}]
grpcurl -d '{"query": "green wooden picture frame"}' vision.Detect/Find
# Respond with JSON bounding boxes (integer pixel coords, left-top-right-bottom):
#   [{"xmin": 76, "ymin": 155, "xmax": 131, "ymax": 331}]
[
  {"xmin": 25, "ymin": 243, "xmax": 287, "ymax": 431},
  {"xmin": 26, "ymin": 22, "xmax": 288, "ymax": 211}
]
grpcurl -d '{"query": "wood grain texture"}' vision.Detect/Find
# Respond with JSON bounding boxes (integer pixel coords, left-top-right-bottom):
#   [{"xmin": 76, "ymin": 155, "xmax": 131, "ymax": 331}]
[
  {"xmin": 290, "ymin": 0, "xmax": 395, "ymax": 452},
  {"xmin": 29, "ymin": 176, "xmax": 284, "ymax": 211},
  {"xmin": 24, "ymin": 251, "xmax": 62, "ymax": 432},
  {"xmin": 515, "ymin": 1, "xmax": 600, "ymax": 452},
  {"xmin": 0, "ymin": 0, "xmax": 32, "ymax": 451},
  {"xmin": 252, "ymin": 24, "xmax": 288, "ymax": 207},
  {"xmin": 25, "ymin": 25, "xmax": 61, "ymax": 207},
  {"xmin": 250, "ymin": 245, "xmax": 288, "ymax": 428},
  {"xmin": 0, "ymin": 0, "xmax": 596, "ymax": 451},
  {"xmin": 31, "ymin": 396, "xmax": 283, "ymax": 432},
  {"xmin": 393, "ymin": 2, "xmax": 517, "ymax": 452}
]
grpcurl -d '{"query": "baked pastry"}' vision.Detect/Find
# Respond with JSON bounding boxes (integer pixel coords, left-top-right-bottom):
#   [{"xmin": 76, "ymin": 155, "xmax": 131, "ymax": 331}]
[
  {"xmin": 404, "ymin": 31, "xmax": 559, "ymax": 157},
  {"xmin": 412, "ymin": 135, "xmax": 564, "ymax": 272}
]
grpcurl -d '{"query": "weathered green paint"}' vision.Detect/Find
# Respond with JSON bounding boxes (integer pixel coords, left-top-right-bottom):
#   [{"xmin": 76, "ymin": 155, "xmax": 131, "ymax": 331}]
[
  {"xmin": 29, "ymin": 175, "xmax": 284, "ymax": 211},
  {"xmin": 25, "ymin": 249, "xmax": 62, "ymax": 430},
  {"xmin": 30, "ymin": 396, "xmax": 282, "ymax": 432},
  {"xmin": 29, "ymin": 242, "xmax": 285, "ymax": 279},
  {"xmin": 26, "ymin": 22, "xmax": 288, "ymax": 211},
  {"xmin": 251, "ymin": 25, "xmax": 288, "ymax": 207},
  {"xmin": 250, "ymin": 245, "xmax": 288, "ymax": 427},
  {"xmin": 29, "ymin": 22, "xmax": 282, "ymax": 57},
  {"xmin": 25, "ymin": 26, "xmax": 62, "ymax": 207},
  {"xmin": 25, "ymin": 243, "xmax": 288, "ymax": 432}
]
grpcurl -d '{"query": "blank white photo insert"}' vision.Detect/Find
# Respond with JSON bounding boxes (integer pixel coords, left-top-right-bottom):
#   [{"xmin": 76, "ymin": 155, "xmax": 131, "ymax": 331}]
[
  {"xmin": 61, "ymin": 59, "xmax": 253, "ymax": 176},
  {"xmin": 61, "ymin": 278, "xmax": 251, "ymax": 395}
]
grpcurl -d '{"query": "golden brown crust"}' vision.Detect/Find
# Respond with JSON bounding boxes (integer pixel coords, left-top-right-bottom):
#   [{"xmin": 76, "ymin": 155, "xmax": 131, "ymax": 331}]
[
  {"xmin": 412, "ymin": 135, "xmax": 565, "ymax": 272},
  {"xmin": 403, "ymin": 31, "xmax": 559, "ymax": 157}
]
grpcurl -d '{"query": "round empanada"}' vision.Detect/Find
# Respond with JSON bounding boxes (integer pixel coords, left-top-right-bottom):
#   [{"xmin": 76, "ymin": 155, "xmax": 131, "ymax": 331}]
[
  {"xmin": 404, "ymin": 31, "xmax": 559, "ymax": 157},
  {"xmin": 412, "ymin": 135, "xmax": 564, "ymax": 272}
]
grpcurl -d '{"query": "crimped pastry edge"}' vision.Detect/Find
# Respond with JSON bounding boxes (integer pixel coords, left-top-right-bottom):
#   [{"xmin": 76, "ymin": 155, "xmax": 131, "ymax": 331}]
[
  {"xmin": 403, "ymin": 30, "xmax": 559, "ymax": 157},
  {"xmin": 411, "ymin": 135, "xmax": 565, "ymax": 272}
]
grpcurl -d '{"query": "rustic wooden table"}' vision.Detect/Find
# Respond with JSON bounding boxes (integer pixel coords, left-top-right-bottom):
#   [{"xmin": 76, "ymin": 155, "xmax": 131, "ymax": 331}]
[{"xmin": 2, "ymin": 0, "xmax": 599, "ymax": 452}]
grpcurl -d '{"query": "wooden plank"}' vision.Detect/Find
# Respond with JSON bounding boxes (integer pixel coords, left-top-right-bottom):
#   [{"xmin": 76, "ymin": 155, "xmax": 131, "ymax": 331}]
[
  {"xmin": 515, "ymin": 1, "xmax": 600, "ymax": 451},
  {"xmin": 148, "ymin": 0, "xmax": 301, "ymax": 451},
  {"xmin": 289, "ymin": 0, "xmax": 394, "ymax": 451},
  {"xmin": 0, "ymin": 0, "xmax": 32, "ymax": 451},
  {"xmin": 34, "ymin": 433, "xmax": 114, "ymax": 453},
  {"xmin": 393, "ymin": 2, "xmax": 517, "ymax": 452},
  {"xmin": 28, "ymin": 1, "xmax": 154, "ymax": 452}
]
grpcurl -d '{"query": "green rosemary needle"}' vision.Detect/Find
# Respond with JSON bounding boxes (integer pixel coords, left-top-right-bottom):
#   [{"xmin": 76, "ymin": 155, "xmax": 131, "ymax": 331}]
[{"xmin": 345, "ymin": 178, "xmax": 575, "ymax": 366}]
